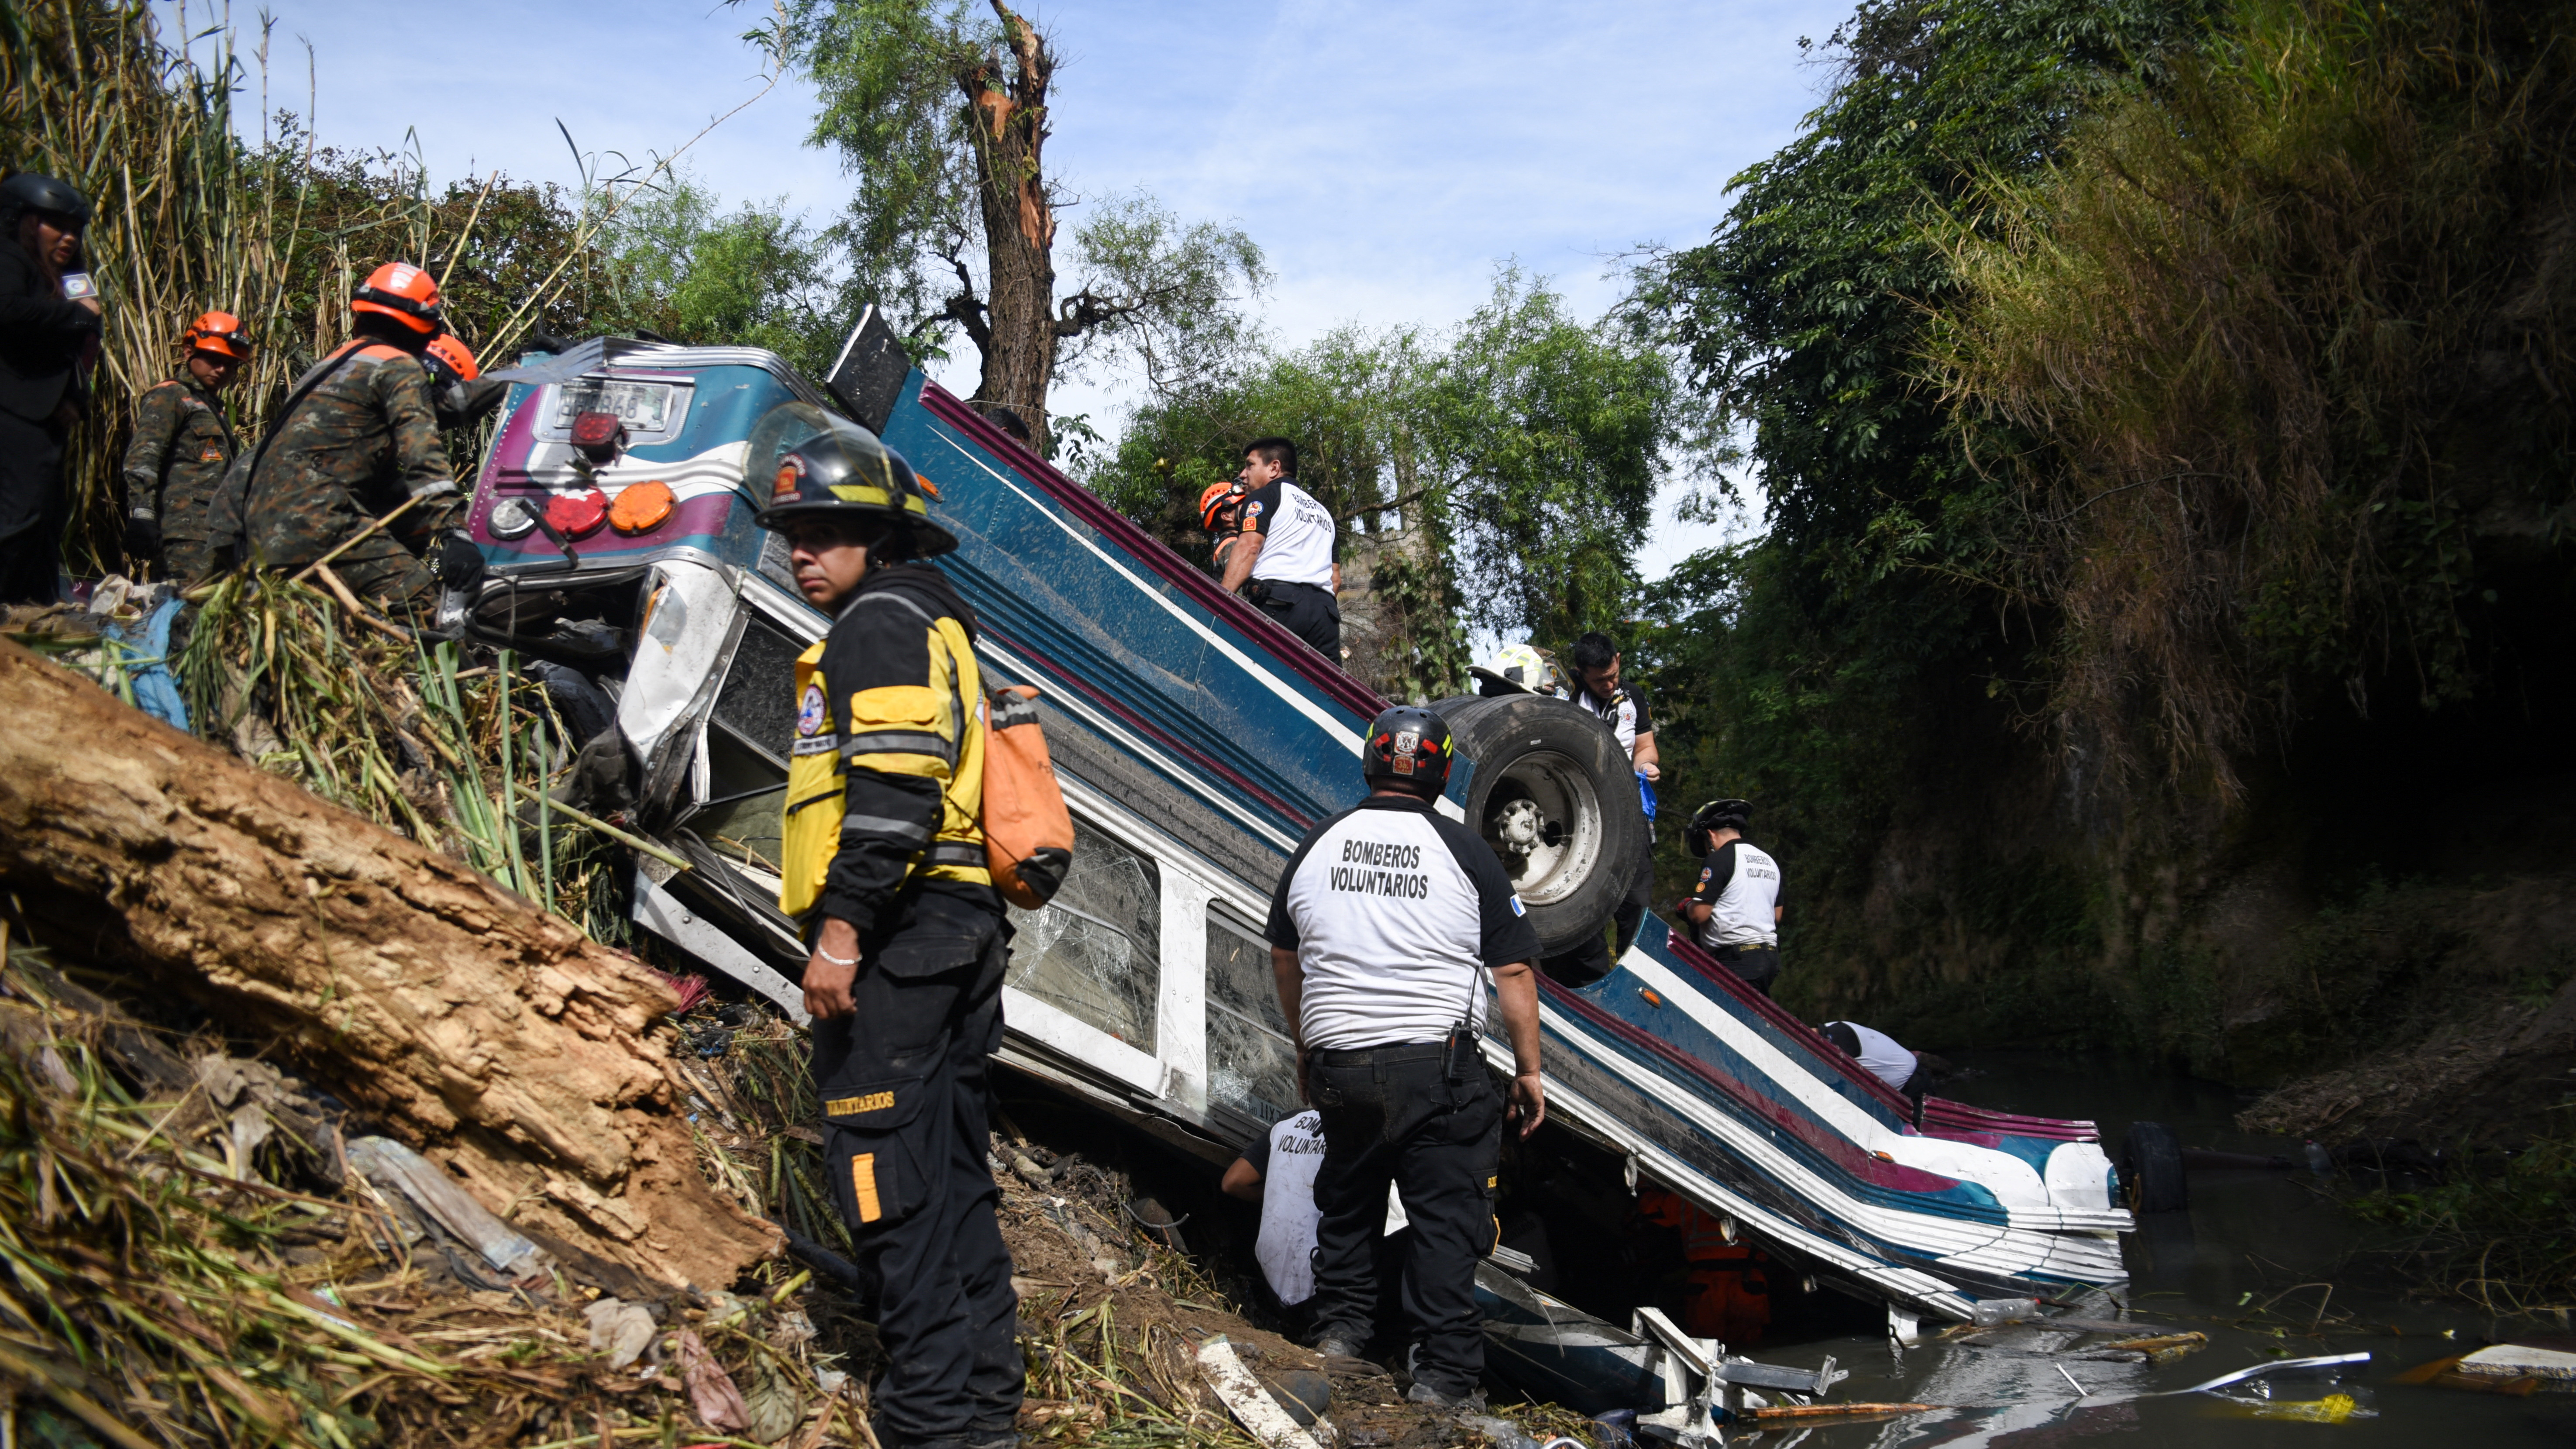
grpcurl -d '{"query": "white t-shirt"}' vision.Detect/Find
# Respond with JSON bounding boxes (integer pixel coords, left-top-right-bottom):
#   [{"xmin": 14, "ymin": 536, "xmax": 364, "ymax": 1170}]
[
  {"xmin": 1266, "ymin": 795, "xmax": 1543, "ymax": 1050},
  {"xmin": 1253, "ymin": 1112, "xmax": 1328, "ymax": 1304},
  {"xmin": 1242, "ymin": 478, "xmax": 1336, "ymax": 589},
  {"xmin": 1249, "ymin": 1112, "xmax": 1408, "ymax": 1304},
  {"xmin": 1691, "ymin": 839, "xmax": 1783, "ymax": 949},
  {"xmin": 1826, "ymin": 1021, "xmax": 1916, "ymax": 1090},
  {"xmin": 1573, "ymin": 681, "xmax": 1652, "ymax": 760}
]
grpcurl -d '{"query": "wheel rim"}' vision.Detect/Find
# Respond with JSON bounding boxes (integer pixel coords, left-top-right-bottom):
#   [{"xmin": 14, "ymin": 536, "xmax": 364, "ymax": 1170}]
[{"xmin": 1479, "ymin": 749, "xmax": 1604, "ymax": 907}]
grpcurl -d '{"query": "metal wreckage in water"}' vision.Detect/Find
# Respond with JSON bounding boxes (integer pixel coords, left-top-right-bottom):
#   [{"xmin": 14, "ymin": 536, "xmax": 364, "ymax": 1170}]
[{"xmin": 442, "ymin": 311, "xmax": 2140, "ymax": 1433}]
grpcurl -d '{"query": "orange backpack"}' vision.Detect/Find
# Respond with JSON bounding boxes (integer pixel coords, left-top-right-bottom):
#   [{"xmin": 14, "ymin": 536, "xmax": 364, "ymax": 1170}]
[{"xmin": 983, "ymin": 686, "xmax": 1074, "ymax": 908}]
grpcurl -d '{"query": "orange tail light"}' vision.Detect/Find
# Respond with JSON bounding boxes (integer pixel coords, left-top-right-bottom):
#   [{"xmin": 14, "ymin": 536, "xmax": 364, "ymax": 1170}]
[{"xmin": 610, "ymin": 480, "xmax": 675, "ymax": 534}]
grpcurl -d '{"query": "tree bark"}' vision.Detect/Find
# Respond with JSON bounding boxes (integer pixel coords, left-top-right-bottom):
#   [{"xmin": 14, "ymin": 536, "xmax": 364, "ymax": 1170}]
[
  {"xmin": 0, "ymin": 640, "xmax": 778, "ymax": 1294},
  {"xmin": 962, "ymin": 0, "xmax": 1058, "ymax": 454}
]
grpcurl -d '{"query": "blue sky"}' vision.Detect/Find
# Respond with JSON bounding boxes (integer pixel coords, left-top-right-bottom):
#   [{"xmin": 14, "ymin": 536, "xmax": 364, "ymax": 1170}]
[{"xmin": 158, "ymin": 0, "xmax": 1853, "ymax": 581}]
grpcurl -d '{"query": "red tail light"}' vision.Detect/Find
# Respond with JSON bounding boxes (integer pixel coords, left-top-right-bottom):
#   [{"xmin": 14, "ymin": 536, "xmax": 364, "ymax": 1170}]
[
  {"xmin": 569, "ymin": 410, "xmax": 626, "ymax": 461},
  {"xmin": 545, "ymin": 488, "xmax": 610, "ymax": 539}
]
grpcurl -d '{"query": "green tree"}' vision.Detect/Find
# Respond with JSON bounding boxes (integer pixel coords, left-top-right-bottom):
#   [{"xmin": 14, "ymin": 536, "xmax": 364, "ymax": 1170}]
[
  {"xmin": 775, "ymin": 0, "xmax": 1266, "ymax": 452},
  {"xmin": 600, "ymin": 177, "xmax": 844, "ymax": 376},
  {"xmin": 1624, "ymin": 0, "xmax": 2215, "ymax": 893},
  {"xmin": 1093, "ymin": 269, "xmax": 1711, "ymax": 699}
]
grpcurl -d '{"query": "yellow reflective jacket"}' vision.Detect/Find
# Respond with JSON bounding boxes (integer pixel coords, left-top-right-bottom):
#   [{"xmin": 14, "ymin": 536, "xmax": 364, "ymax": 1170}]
[{"xmin": 778, "ymin": 567, "xmax": 990, "ymax": 926}]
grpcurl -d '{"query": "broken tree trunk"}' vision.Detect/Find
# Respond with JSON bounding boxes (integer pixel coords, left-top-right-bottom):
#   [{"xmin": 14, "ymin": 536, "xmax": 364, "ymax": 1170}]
[{"xmin": 0, "ymin": 640, "xmax": 777, "ymax": 1291}]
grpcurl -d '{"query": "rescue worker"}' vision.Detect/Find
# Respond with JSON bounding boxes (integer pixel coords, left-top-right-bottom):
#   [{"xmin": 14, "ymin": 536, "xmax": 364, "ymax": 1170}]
[
  {"xmin": 240, "ymin": 262, "xmax": 479, "ymax": 617},
  {"xmin": 423, "ymin": 332, "xmax": 507, "ymax": 431},
  {"xmin": 1567, "ymin": 631, "xmax": 1660, "ymax": 966},
  {"xmin": 1675, "ymin": 799, "xmax": 1784, "ymax": 995},
  {"xmin": 1267, "ymin": 705, "xmax": 1546, "ymax": 1408},
  {"xmin": 0, "ymin": 172, "xmax": 101, "ymax": 603},
  {"xmin": 1820, "ymin": 1021, "xmax": 1946, "ymax": 1122},
  {"xmin": 1224, "ymin": 1107, "xmax": 1333, "ymax": 1307},
  {"xmin": 1198, "ymin": 480, "xmax": 1246, "ymax": 577},
  {"xmin": 121, "ymin": 311, "xmax": 247, "ymax": 582},
  {"xmin": 1636, "ymin": 1186, "xmax": 1771, "ymax": 1347},
  {"xmin": 761, "ymin": 404, "xmax": 1022, "ymax": 1449},
  {"xmin": 1219, "ymin": 437, "xmax": 1341, "ymax": 658}
]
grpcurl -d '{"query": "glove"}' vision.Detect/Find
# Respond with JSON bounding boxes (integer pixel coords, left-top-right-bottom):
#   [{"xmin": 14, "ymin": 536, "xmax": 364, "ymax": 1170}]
[
  {"xmin": 433, "ymin": 531, "xmax": 486, "ymax": 593},
  {"xmin": 525, "ymin": 330, "xmax": 575, "ymax": 356},
  {"xmin": 123, "ymin": 512, "xmax": 161, "ymax": 562}
]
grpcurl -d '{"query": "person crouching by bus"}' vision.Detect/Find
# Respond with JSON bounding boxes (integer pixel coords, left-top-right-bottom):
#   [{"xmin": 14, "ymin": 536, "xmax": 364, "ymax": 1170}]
[
  {"xmin": 760, "ymin": 408, "xmax": 1022, "ymax": 1449},
  {"xmin": 1223, "ymin": 1109, "xmax": 1414, "ymax": 1348},
  {"xmin": 1675, "ymin": 798, "xmax": 1784, "ymax": 996},
  {"xmin": 1821, "ymin": 1021, "xmax": 1949, "ymax": 1123}
]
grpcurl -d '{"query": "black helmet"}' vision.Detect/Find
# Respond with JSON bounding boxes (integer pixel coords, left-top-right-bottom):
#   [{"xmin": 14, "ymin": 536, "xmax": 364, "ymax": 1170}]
[
  {"xmin": 0, "ymin": 172, "xmax": 93, "ymax": 228},
  {"xmin": 1684, "ymin": 798, "xmax": 1751, "ymax": 857},
  {"xmin": 1362, "ymin": 705, "xmax": 1453, "ymax": 797},
  {"xmin": 746, "ymin": 401, "xmax": 955, "ymax": 557}
]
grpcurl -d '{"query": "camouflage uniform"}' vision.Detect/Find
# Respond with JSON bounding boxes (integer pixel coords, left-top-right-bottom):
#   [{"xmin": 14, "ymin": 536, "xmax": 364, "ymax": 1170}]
[
  {"xmin": 244, "ymin": 339, "xmax": 460, "ymax": 616},
  {"xmin": 120, "ymin": 370, "xmax": 235, "ymax": 583}
]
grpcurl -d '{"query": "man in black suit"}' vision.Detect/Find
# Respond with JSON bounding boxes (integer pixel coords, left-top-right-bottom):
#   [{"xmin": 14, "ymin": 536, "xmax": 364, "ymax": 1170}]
[{"xmin": 0, "ymin": 172, "xmax": 102, "ymax": 604}]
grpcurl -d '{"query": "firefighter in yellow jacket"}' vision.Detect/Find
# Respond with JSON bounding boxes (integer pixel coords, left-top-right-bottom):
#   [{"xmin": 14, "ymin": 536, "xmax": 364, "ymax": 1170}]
[{"xmin": 758, "ymin": 402, "xmax": 1022, "ymax": 1449}]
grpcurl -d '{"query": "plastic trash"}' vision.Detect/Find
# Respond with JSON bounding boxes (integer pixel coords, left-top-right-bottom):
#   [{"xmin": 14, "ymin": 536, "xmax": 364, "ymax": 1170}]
[
  {"xmin": 2304, "ymin": 1140, "xmax": 2332, "ymax": 1174},
  {"xmin": 2221, "ymin": 1392, "xmax": 2373, "ymax": 1423},
  {"xmin": 2171, "ymin": 1352, "xmax": 2372, "ymax": 1398}
]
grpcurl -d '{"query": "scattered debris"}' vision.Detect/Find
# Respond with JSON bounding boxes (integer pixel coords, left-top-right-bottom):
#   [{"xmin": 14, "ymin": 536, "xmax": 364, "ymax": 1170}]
[
  {"xmin": 1198, "ymin": 1336, "xmax": 1325, "ymax": 1449},
  {"xmin": 2095, "ymin": 1331, "xmax": 2208, "ymax": 1363},
  {"xmin": 587, "ymin": 1297, "xmax": 660, "ymax": 1370},
  {"xmin": 2400, "ymin": 1339, "xmax": 2576, "ymax": 1395},
  {"xmin": 2458, "ymin": 1340, "xmax": 2576, "ymax": 1384}
]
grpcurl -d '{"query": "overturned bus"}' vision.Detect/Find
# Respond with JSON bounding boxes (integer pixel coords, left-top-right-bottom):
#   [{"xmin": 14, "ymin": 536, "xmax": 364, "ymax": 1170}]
[{"xmin": 455, "ymin": 317, "xmax": 2132, "ymax": 1409}]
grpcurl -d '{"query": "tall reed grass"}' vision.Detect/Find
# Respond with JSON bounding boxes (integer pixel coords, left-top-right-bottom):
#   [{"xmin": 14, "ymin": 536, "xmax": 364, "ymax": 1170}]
[
  {"xmin": 175, "ymin": 571, "xmax": 634, "ymax": 937},
  {"xmin": 2, "ymin": 0, "xmax": 787, "ymax": 578},
  {"xmin": 1929, "ymin": 0, "xmax": 2576, "ymax": 800}
]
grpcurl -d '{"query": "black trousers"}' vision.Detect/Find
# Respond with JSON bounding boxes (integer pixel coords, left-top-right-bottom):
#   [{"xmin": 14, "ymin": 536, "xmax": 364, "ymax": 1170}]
[
  {"xmin": 1254, "ymin": 579, "xmax": 1340, "ymax": 658},
  {"xmin": 0, "ymin": 407, "xmax": 66, "ymax": 605},
  {"xmin": 814, "ymin": 890, "xmax": 1022, "ymax": 1449},
  {"xmin": 1712, "ymin": 943, "xmax": 1780, "ymax": 997},
  {"xmin": 1305, "ymin": 1042, "xmax": 1502, "ymax": 1398}
]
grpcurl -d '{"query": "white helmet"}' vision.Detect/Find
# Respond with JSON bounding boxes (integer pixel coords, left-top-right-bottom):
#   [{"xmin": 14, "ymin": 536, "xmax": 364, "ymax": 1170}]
[{"xmin": 1471, "ymin": 643, "xmax": 1561, "ymax": 698}]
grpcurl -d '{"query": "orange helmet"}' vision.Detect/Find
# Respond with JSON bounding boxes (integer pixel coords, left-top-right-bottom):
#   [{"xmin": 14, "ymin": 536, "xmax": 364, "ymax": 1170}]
[
  {"xmin": 182, "ymin": 310, "xmax": 252, "ymax": 360},
  {"xmin": 351, "ymin": 261, "xmax": 443, "ymax": 334},
  {"xmin": 424, "ymin": 332, "xmax": 479, "ymax": 382},
  {"xmin": 1198, "ymin": 480, "xmax": 1244, "ymax": 532}
]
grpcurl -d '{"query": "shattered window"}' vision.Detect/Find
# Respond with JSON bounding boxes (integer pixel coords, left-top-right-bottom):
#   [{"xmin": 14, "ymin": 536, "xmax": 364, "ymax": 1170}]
[
  {"xmin": 1205, "ymin": 907, "xmax": 1298, "ymax": 1124},
  {"xmin": 1007, "ymin": 818, "xmax": 1160, "ymax": 1051}
]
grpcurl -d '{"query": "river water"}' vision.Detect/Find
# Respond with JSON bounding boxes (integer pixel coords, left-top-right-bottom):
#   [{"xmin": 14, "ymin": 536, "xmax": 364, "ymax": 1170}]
[{"xmin": 1735, "ymin": 1050, "xmax": 2573, "ymax": 1446}]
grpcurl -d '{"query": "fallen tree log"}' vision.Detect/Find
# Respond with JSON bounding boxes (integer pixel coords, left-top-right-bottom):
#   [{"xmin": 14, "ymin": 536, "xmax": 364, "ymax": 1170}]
[{"xmin": 0, "ymin": 639, "xmax": 778, "ymax": 1291}]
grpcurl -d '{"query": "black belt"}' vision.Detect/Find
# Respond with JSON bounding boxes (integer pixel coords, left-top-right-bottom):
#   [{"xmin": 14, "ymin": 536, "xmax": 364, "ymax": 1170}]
[
  {"xmin": 1309, "ymin": 1040, "xmax": 1443, "ymax": 1065},
  {"xmin": 1254, "ymin": 578, "xmax": 1331, "ymax": 597},
  {"xmin": 1711, "ymin": 942, "xmax": 1777, "ymax": 956}
]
